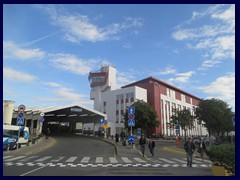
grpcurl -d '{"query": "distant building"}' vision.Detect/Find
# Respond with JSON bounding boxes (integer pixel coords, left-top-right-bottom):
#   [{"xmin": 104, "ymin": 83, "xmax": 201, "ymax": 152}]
[{"xmin": 89, "ymin": 66, "xmax": 208, "ymax": 137}]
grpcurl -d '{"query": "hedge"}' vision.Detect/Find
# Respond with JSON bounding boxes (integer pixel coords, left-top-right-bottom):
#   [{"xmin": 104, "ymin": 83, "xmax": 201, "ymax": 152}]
[{"xmin": 206, "ymin": 144, "xmax": 235, "ymax": 175}]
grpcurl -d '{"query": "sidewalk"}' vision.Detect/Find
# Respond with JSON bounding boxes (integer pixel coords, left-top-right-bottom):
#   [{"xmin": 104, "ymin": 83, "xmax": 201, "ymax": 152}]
[{"xmin": 3, "ymin": 137, "xmax": 55, "ymax": 156}]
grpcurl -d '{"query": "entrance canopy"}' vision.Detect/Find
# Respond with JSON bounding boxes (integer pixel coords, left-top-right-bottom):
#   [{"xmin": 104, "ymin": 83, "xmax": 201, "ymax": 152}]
[{"xmin": 41, "ymin": 104, "xmax": 107, "ymax": 124}]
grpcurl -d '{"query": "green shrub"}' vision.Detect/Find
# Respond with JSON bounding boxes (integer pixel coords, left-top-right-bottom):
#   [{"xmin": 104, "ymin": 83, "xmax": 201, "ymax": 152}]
[{"xmin": 206, "ymin": 144, "xmax": 235, "ymax": 175}]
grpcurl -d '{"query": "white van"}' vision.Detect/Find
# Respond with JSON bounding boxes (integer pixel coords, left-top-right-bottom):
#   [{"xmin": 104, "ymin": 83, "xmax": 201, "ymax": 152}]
[{"xmin": 3, "ymin": 124, "xmax": 29, "ymax": 150}]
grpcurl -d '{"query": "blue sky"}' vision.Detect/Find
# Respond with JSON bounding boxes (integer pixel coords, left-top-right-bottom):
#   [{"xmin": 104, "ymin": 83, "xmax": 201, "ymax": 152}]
[{"xmin": 3, "ymin": 4, "xmax": 235, "ymax": 111}]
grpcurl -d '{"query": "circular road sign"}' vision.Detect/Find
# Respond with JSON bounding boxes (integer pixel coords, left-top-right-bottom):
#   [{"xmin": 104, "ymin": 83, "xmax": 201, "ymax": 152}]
[
  {"xmin": 40, "ymin": 112, "xmax": 45, "ymax": 117},
  {"xmin": 18, "ymin": 104, "xmax": 26, "ymax": 112},
  {"xmin": 18, "ymin": 112, "xmax": 24, "ymax": 118},
  {"xmin": 128, "ymin": 114, "xmax": 135, "ymax": 120}
]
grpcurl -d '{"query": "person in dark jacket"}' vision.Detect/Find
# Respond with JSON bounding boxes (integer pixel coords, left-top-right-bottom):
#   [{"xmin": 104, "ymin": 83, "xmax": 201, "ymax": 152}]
[
  {"xmin": 148, "ymin": 137, "xmax": 155, "ymax": 157},
  {"xmin": 139, "ymin": 134, "xmax": 146, "ymax": 157},
  {"xmin": 115, "ymin": 133, "xmax": 119, "ymax": 143},
  {"xmin": 184, "ymin": 137, "xmax": 196, "ymax": 167},
  {"xmin": 198, "ymin": 138, "xmax": 206, "ymax": 162}
]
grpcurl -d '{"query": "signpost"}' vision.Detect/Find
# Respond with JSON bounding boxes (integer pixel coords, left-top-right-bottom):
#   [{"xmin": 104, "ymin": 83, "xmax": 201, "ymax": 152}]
[
  {"xmin": 128, "ymin": 107, "xmax": 135, "ymax": 151},
  {"xmin": 17, "ymin": 104, "xmax": 26, "ymax": 150}
]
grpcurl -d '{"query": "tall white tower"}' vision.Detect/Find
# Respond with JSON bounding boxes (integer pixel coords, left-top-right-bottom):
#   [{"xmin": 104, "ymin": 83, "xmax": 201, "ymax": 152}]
[
  {"xmin": 3, "ymin": 100, "xmax": 15, "ymax": 125},
  {"xmin": 88, "ymin": 65, "xmax": 116, "ymax": 112}
]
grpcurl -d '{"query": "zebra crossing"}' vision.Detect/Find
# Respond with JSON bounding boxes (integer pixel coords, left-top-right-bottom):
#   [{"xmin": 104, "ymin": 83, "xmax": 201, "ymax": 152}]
[{"xmin": 3, "ymin": 155, "xmax": 212, "ymax": 168}]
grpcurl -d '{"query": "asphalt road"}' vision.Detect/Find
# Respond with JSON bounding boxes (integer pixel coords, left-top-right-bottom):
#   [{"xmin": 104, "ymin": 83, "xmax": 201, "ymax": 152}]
[{"xmin": 3, "ymin": 135, "xmax": 212, "ymax": 176}]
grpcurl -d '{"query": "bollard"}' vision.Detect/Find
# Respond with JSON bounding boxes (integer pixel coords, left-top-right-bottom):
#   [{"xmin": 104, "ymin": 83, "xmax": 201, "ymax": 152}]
[{"xmin": 7, "ymin": 144, "xmax": 10, "ymax": 151}]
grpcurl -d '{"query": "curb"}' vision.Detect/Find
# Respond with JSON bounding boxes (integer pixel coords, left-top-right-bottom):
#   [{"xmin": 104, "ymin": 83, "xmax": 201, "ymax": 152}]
[
  {"xmin": 162, "ymin": 147, "xmax": 186, "ymax": 155},
  {"xmin": 25, "ymin": 138, "xmax": 56, "ymax": 155}
]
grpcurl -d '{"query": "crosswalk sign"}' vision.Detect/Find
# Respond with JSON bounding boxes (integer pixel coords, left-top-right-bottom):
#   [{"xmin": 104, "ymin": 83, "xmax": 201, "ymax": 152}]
[{"xmin": 128, "ymin": 120, "xmax": 135, "ymax": 127}]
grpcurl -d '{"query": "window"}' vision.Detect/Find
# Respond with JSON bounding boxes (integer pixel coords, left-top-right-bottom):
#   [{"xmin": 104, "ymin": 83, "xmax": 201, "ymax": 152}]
[{"xmin": 181, "ymin": 94, "xmax": 186, "ymax": 102}]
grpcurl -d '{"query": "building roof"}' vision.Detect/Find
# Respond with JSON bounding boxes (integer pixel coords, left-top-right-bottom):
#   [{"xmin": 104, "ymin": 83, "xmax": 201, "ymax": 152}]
[{"xmin": 122, "ymin": 76, "xmax": 202, "ymax": 101}]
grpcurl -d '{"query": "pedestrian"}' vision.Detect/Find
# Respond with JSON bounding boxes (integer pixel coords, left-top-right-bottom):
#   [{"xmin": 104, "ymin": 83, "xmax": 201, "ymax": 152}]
[
  {"xmin": 120, "ymin": 130, "xmax": 126, "ymax": 145},
  {"xmin": 46, "ymin": 128, "xmax": 50, "ymax": 139},
  {"xmin": 139, "ymin": 134, "xmax": 146, "ymax": 157},
  {"xmin": 198, "ymin": 138, "xmax": 206, "ymax": 162},
  {"xmin": 184, "ymin": 137, "xmax": 196, "ymax": 167},
  {"xmin": 115, "ymin": 133, "xmax": 119, "ymax": 143},
  {"xmin": 148, "ymin": 136, "xmax": 155, "ymax": 157}
]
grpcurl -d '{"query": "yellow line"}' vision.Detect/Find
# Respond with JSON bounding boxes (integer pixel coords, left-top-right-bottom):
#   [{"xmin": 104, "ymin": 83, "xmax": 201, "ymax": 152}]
[
  {"xmin": 162, "ymin": 147, "xmax": 186, "ymax": 156},
  {"xmin": 25, "ymin": 138, "xmax": 56, "ymax": 155}
]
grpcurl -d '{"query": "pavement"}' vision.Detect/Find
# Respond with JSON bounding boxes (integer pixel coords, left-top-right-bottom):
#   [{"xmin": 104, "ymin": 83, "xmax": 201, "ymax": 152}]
[
  {"xmin": 2, "ymin": 135, "xmax": 208, "ymax": 160},
  {"xmin": 3, "ymin": 137, "xmax": 56, "ymax": 156}
]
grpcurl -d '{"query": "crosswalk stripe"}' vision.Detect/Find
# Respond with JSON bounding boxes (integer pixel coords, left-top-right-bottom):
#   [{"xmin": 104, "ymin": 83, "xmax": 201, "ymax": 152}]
[
  {"xmin": 3, "ymin": 156, "xmax": 13, "ymax": 160},
  {"xmin": 195, "ymin": 158, "xmax": 212, "ymax": 164},
  {"xmin": 51, "ymin": 156, "xmax": 65, "ymax": 162},
  {"xmin": 96, "ymin": 157, "xmax": 103, "ymax": 163},
  {"xmin": 122, "ymin": 157, "xmax": 132, "ymax": 163},
  {"xmin": 4, "ymin": 156, "xmax": 26, "ymax": 162},
  {"xmin": 171, "ymin": 158, "xmax": 186, "ymax": 163},
  {"xmin": 81, "ymin": 157, "xmax": 90, "ymax": 163},
  {"xmin": 158, "ymin": 158, "xmax": 175, "ymax": 164},
  {"xmin": 35, "ymin": 156, "xmax": 52, "ymax": 162},
  {"xmin": 109, "ymin": 157, "xmax": 118, "ymax": 163},
  {"xmin": 134, "ymin": 157, "xmax": 146, "ymax": 163},
  {"xmin": 20, "ymin": 156, "xmax": 39, "ymax": 162},
  {"xmin": 66, "ymin": 157, "xmax": 78, "ymax": 163}
]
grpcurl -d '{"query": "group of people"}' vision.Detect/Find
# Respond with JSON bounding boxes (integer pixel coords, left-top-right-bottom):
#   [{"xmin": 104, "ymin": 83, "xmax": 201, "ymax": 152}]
[{"xmin": 139, "ymin": 134, "xmax": 206, "ymax": 167}]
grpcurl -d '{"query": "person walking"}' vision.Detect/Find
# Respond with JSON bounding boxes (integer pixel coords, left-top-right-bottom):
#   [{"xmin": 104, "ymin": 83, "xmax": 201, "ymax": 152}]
[
  {"xmin": 184, "ymin": 137, "xmax": 196, "ymax": 167},
  {"xmin": 120, "ymin": 130, "xmax": 126, "ymax": 146},
  {"xmin": 198, "ymin": 138, "xmax": 206, "ymax": 162},
  {"xmin": 46, "ymin": 128, "xmax": 50, "ymax": 139},
  {"xmin": 139, "ymin": 134, "xmax": 146, "ymax": 157},
  {"xmin": 148, "ymin": 137, "xmax": 155, "ymax": 157},
  {"xmin": 115, "ymin": 133, "xmax": 119, "ymax": 143}
]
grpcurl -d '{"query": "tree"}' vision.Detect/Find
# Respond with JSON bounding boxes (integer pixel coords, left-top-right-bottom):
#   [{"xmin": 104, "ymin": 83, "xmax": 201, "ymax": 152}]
[
  {"xmin": 124, "ymin": 100, "xmax": 159, "ymax": 135},
  {"xmin": 170, "ymin": 108, "xmax": 195, "ymax": 139},
  {"xmin": 195, "ymin": 98, "xmax": 234, "ymax": 136}
]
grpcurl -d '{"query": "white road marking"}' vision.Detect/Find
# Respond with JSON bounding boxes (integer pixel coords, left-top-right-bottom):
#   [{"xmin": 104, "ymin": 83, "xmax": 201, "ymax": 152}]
[
  {"xmin": 171, "ymin": 158, "xmax": 186, "ymax": 163},
  {"xmin": 20, "ymin": 165, "xmax": 48, "ymax": 176},
  {"xmin": 96, "ymin": 157, "xmax": 103, "ymax": 163},
  {"xmin": 80, "ymin": 157, "xmax": 90, "ymax": 163},
  {"xmin": 122, "ymin": 157, "xmax": 132, "ymax": 163},
  {"xmin": 66, "ymin": 157, "xmax": 78, "ymax": 162},
  {"xmin": 35, "ymin": 156, "xmax": 52, "ymax": 162},
  {"xmin": 51, "ymin": 156, "xmax": 65, "ymax": 162},
  {"xmin": 4, "ymin": 156, "xmax": 26, "ymax": 162},
  {"xmin": 3, "ymin": 156, "xmax": 14, "ymax": 160},
  {"xmin": 20, "ymin": 156, "xmax": 39, "ymax": 162},
  {"xmin": 109, "ymin": 157, "xmax": 118, "ymax": 163},
  {"xmin": 134, "ymin": 157, "xmax": 146, "ymax": 163},
  {"xmin": 158, "ymin": 158, "xmax": 175, "ymax": 163}
]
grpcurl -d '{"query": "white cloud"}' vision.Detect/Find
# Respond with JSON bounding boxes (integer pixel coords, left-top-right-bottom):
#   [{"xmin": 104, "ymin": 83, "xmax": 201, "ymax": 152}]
[
  {"xmin": 3, "ymin": 67, "xmax": 38, "ymax": 82},
  {"xmin": 198, "ymin": 60, "xmax": 221, "ymax": 70},
  {"xmin": 36, "ymin": 5, "xmax": 144, "ymax": 43},
  {"xmin": 116, "ymin": 70, "xmax": 137, "ymax": 89},
  {"xmin": 169, "ymin": 71, "xmax": 195, "ymax": 83},
  {"xmin": 151, "ymin": 66, "xmax": 177, "ymax": 76},
  {"xmin": 49, "ymin": 53, "xmax": 99, "ymax": 75},
  {"xmin": 41, "ymin": 81, "xmax": 93, "ymax": 105},
  {"xmin": 3, "ymin": 41, "xmax": 46, "ymax": 60},
  {"xmin": 199, "ymin": 74, "xmax": 235, "ymax": 108},
  {"xmin": 172, "ymin": 5, "xmax": 235, "ymax": 71}
]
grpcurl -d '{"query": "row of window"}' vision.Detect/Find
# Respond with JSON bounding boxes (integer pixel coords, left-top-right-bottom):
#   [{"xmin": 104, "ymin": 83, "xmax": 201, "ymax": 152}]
[{"xmin": 166, "ymin": 88, "xmax": 193, "ymax": 103}]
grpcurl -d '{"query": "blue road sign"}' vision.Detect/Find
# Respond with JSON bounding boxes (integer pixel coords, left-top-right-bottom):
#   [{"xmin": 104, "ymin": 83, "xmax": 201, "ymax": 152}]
[
  {"xmin": 137, "ymin": 129, "xmax": 142, "ymax": 136},
  {"xmin": 100, "ymin": 118, "xmax": 104, "ymax": 123},
  {"xmin": 17, "ymin": 118, "xmax": 24, "ymax": 126},
  {"xmin": 128, "ymin": 135, "xmax": 135, "ymax": 143},
  {"xmin": 128, "ymin": 120, "xmax": 135, "ymax": 127},
  {"xmin": 175, "ymin": 124, "xmax": 180, "ymax": 129},
  {"xmin": 128, "ymin": 113, "xmax": 135, "ymax": 120},
  {"xmin": 39, "ymin": 117, "xmax": 45, "ymax": 122},
  {"xmin": 176, "ymin": 129, "xmax": 180, "ymax": 134},
  {"xmin": 104, "ymin": 120, "xmax": 108, "ymax": 124},
  {"xmin": 128, "ymin": 107, "xmax": 135, "ymax": 114},
  {"xmin": 18, "ymin": 112, "xmax": 24, "ymax": 118}
]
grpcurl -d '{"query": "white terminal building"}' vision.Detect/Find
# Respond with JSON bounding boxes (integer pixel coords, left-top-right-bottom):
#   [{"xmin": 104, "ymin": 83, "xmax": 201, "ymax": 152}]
[{"xmin": 88, "ymin": 65, "xmax": 208, "ymax": 137}]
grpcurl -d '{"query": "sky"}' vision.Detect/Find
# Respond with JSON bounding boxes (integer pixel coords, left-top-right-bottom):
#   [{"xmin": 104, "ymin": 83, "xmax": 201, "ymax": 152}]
[{"xmin": 3, "ymin": 4, "xmax": 235, "ymax": 111}]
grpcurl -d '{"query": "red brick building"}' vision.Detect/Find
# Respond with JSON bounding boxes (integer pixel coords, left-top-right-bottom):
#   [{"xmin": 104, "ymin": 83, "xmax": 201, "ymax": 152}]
[{"xmin": 123, "ymin": 76, "xmax": 206, "ymax": 137}]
